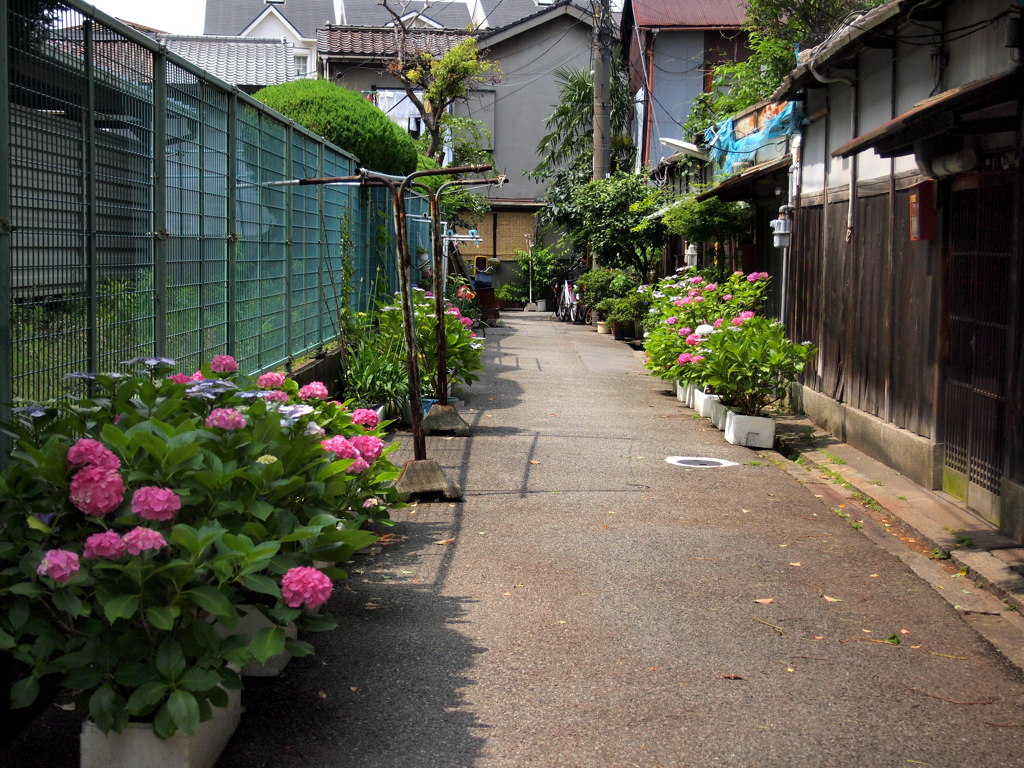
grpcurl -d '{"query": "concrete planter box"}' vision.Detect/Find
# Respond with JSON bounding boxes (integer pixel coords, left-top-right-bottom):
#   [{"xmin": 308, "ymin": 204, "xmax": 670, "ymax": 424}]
[
  {"xmin": 697, "ymin": 392, "xmax": 721, "ymax": 419},
  {"xmin": 710, "ymin": 400, "xmax": 733, "ymax": 430},
  {"xmin": 724, "ymin": 411, "xmax": 776, "ymax": 449},
  {"xmin": 80, "ymin": 688, "xmax": 241, "ymax": 768},
  {"xmin": 676, "ymin": 381, "xmax": 692, "ymax": 404},
  {"xmin": 235, "ymin": 606, "xmax": 297, "ymax": 677}
]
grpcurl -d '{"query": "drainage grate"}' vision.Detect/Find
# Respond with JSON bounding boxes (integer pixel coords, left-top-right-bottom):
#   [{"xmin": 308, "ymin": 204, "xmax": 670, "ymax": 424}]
[{"xmin": 665, "ymin": 456, "xmax": 739, "ymax": 468}]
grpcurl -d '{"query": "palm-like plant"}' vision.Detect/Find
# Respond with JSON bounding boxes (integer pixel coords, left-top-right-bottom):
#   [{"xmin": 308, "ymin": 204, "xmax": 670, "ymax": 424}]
[{"xmin": 531, "ymin": 63, "xmax": 634, "ymax": 180}]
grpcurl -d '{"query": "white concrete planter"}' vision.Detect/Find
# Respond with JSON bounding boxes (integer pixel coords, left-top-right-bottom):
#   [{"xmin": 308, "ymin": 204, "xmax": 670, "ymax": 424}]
[
  {"xmin": 698, "ymin": 392, "xmax": 721, "ymax": 419},
  {"xmin": 236, "ymin": 607, "xmax": 298, "ymax": 677},
  {"xmin": 724, "ymin": 411, "xmax": 776, "ymax": 449},
  {"xmin": 709, "ymin": 400, "xmax": 732, "ymax": 430},
  {"xmin": 374, "ymin": 405, "xmax": 386, "ymax": 424},
  {"xmin": 213, "ymin": 605, "xmax": 297, "ymax": 677},
  {"xmin": 80, "ymin": 688, "xmax": 241, "ymax": 768},
  {"xmin": 596, "ymin": 321, "xmax": 610, "ymax": 334},
  {"xmin": 675, "ymin": 381, "xmax": 691, "ymax": 403}
]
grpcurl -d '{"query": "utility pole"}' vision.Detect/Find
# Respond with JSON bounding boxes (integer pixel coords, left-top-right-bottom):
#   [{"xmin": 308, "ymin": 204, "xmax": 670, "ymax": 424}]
[{"xmin": 591, "ymin": 0, "xmax": 611, "ymax": 181}]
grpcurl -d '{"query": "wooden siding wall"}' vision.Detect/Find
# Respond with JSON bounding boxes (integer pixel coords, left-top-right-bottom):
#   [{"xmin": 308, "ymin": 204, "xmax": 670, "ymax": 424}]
[{"xmin": 788, "ymin": 186, "xmax": 938, "ymax": 439}]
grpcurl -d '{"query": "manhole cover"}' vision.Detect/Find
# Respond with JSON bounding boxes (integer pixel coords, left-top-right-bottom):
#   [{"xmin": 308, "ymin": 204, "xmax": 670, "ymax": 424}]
[{"xmin": 665, "ymin": 456, "xmax": 739, "ymax": 468}]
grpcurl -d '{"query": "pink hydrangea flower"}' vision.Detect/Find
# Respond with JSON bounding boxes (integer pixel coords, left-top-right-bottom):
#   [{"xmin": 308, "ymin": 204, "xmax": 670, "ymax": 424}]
[
  {"xmin": 713, "ymin": 319, "xmax": 724, "ymax": 328},
  {"xmin": 131, "ymin": 486, "xmax": 181, "ymax": 521},
  {"xmin": 688, "ymin": 289, "xmax": 702, "ymax": 297},
  {"xmin": 350, "ymin": 435, "xmax": 384, "ymax": 462},
  {"xmin": 459, "ymin": 317, "xmax": 473, "ymax": 328},
  {"xmin": 298, "ymin": 381, "xmax": 329, "ymax": 400},
  {"xmin": 257, "ymin": 371, "xmax": 287, "ymax": 389},
  {"xmin": 722, "ymin": 294, "xmax": 733, "ymax": 301},
  {"xmin": 739, "ymin": 310, "xmax": 756, "ymax": 319},
  {"xmin": 680, "ymin": 327, "xmax": 692, "ymax": 335},
  {"xmin": 191, "ymin": 371, "xmax": 204, "ymax": 381},
  {"xmin": 705, "ymin": 283, "xmax": 717, "ymax": 291},
  {"xmin": 677, "ymin": 353, "xmax": 694, "ymax": 365},
  {"xmin": 691, "ymin": 355, "xmax": 705, "ymax": 362},
  {"xmin": 692, "ymin": 295, "xmax": 705, "ymax": 303},
  {"xmin": 321, "ymin": 436, "xmax": 358, "ymax": 460},
  {"xmin": 351, "ymin": 408, "xmax": 380, "ymax": 429},
  {"xmin": 672, "ymin": 299, "xmax": 685, "ymax": 308},
  {"xmin": 281, "ymin": 567, "xmax": 333, "ymax": 609},
  {"xmin": 746, "ymin": 271, "xmax": 769, "ymax": 282},
  {"xmin": 122, "ymin": 527, "xmax": 168, "ymax": 555},
  {"xmin": 731, "ymin": 317, "xmax": 746, "ymax": 326},
  {"xmin": 320, "ymin": 437, "xmax": 369, "ymax": 473},
  {"xmin": 206, "ymin": 408, "xmax": 246, "ymax": 430},
  {"xmin": 70, "ymin": 465, "xmax": 125, "ymax": 516},
  {"xmin": 685, "ymin": 334, "xmax": 702, "ymax": 346},
  {"xmin": 37, "ymin": 549, "xmax": 80, "ymax": 583},
  {"xmin": 262, "ymin": 390, "xmax": 290, "ymax": 403},
  {"xmin": 84, "ymin": 530, "xmax": 127, "ymax": 560},
  {"xmin": 167, "ymin": 373, "xmax": 192, "ymax": 384},
  {"xmin": 67, "ymin": 438, "xmax": 120, "ymax": 469},
  {"xmin": 362, "ymin": 497, "xmax": 380, "ymax": 508},
  {"xmin": 210, "ymin": 355, "xmax": 239, "ymax": 373},
  {"xmin": 689, "ymin": 276, "xmax": 704, "ymax": 284},
  {"xmin": 664, "ymin": 316, "xmax": 678, "ymax": 325}
]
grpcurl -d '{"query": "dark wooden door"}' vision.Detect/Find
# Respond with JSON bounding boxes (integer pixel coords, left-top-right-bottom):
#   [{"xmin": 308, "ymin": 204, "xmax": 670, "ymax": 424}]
[{"xmin": 942, "ymin": 173, "xmax": 1014, "ymax": 523}]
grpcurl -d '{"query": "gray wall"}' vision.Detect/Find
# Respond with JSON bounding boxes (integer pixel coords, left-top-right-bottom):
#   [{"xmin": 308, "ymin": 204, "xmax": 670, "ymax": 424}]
[{"xmin": 647, "ymin": 30, "xmax": 705, "ymax": 167}]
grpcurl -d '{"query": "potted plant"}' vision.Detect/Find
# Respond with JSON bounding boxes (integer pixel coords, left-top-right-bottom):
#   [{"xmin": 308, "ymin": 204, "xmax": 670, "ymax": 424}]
[
  {"xmin": 494, "ymin": 280, "xmax": 528, "ymax": 309},
  {"xmin": 342, "ymin": 334, "xmax": 409, "ymax": 420},
  {"xmin": 600, "ymin": 293, "xmax": 649, "ymax": 341},
  {"xmin": 697, "ymin": 317, "xmax": 817, "ymax": 447},
  {"xmin": 511, "ymin": 246, "xmax": 559, "ymax": 311},
  {"xmin": 0, "ymin": 357, "xmax": 398, "ymax": 764}
]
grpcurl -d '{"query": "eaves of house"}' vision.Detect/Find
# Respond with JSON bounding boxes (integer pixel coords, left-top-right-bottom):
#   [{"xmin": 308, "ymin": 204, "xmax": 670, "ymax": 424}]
[
  {"xmin": 317, "ymin": 26, "xmax": 473, "ymax": 62},
  {"xmin": 160, "ymin": 36, "xmax": 297, "ymax": 89}
]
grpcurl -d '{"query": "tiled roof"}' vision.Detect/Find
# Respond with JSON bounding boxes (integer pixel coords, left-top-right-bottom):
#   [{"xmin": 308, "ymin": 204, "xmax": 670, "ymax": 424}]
[
  {"xmin": 318, "ymin": 26, "xmax": 472, "ymax": 57},
  {"xmin": 160, "ymin": 36, "xmax": 296, "ymax": 86},
  {"xmin": 630, "ymin": 0, "xmax": 745, "ymax": 28},
  {"xmin": 205, "ymin": 0, "xmax": 336, "ymax": 38}
]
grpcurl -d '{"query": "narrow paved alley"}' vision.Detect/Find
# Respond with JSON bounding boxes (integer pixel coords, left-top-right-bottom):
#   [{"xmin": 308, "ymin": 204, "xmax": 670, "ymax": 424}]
[{"xmin": 6, "ymin": 313, "xmax": 1024, "ymax": 767}]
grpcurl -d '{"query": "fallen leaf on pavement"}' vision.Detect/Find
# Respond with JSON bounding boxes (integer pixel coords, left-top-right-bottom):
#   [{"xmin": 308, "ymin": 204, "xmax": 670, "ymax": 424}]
[
  {"xmin": 721, "ymin": 675, "xmax": 745, "ymax": 680},
  {"xmin": 433, "ymin": 537, "xmax": 456, "ymax": 545},
  {"xmin": 788, "ymin": 562, "xmax": 801, "ymax": 567},
  {"xmin": 755, "ymin": 597, "xmax": 775, "ymax": 604},
  {"xmin": 823, "ymin": 595, "xmax": 842, "ymax": 602},
  {"xmin": 529, "ymin": 460, "xmax": 540, "ymax": 465}
]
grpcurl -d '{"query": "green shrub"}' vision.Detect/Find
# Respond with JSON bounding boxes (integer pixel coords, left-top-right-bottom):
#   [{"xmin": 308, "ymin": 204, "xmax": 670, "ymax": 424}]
[{"xmin": 253, "ymin": 80, "xmax": 418, "ymax": 176}]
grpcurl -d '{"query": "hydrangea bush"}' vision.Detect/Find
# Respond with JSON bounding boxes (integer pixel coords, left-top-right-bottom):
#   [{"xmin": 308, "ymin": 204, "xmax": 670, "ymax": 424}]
[
  {"xmin": 375, "ymin": 288, "xmax": 484, "ymax": 391},
  {"xmin": 0, "ymin": 356, "xmax": 401, "ymax": 738},
  {"xmin": 640, "ymin": 268, "xmax": 770, "ymax": 385}
]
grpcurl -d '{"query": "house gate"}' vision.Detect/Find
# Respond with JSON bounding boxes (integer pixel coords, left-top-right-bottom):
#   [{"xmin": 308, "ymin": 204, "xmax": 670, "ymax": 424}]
[{"xmin": 941, "ymin": 171, "xmax": 1016, "ymax": 524}]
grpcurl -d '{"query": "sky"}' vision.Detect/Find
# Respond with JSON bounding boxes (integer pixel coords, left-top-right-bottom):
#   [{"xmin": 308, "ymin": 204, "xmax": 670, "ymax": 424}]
[{"xmin": 88, "ymin": 0, "xmax": 207, "ymax": 35}]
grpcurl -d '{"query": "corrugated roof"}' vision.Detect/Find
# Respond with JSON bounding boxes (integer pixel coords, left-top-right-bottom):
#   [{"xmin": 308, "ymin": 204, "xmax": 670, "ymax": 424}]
[
  {"xmin": 318, "ymin": 26, "xmax": 472, "ymax": 57},
  {"xmin": 631, "ymin": 0, "xmax": 745, "ymax": 28},
  {"xmin": 161, "ymin": 36, "xmax": 296, "ymax": 86},
  {"xmin": 205, "ymin": 0, "xmax": 336, "ymax": 38}
]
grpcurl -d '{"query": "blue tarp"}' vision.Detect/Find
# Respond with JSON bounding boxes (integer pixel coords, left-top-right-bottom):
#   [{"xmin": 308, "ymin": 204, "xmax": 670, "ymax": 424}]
[{"xmin": 704, "ymin": 101, "xmax": 797, "ymax": 177}]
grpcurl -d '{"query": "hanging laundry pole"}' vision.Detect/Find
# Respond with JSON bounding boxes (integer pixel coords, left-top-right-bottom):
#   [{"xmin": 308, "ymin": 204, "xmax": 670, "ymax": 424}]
[
  {"xmin": 413, "ymin": 173, "xmax": 504, "ymax": 437},
  {"xmin": 299, "ymin": 163, "xmax": 491, "ymax": 500}
]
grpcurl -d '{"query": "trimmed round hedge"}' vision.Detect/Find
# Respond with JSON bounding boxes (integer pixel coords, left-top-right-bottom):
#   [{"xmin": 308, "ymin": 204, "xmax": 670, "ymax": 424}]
[{"xmin": 254, "ymin": 79, "xmax": 418, "ymax": 176}]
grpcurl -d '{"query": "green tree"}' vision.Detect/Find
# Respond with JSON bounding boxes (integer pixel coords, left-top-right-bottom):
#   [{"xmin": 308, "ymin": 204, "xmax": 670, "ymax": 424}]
[
  {"xmin": 565, "ymin": 172, "xmax": 668, "ymax": 277},
  {"xmin": 253, "ymin": 80, "xmax": 417, "ymax": 175},
  {"xmin": 380, "ymin": 2, "xmax": 500, "ymax": 164}
]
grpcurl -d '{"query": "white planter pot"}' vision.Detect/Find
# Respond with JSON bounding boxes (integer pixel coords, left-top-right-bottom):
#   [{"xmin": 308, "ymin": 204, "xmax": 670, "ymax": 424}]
[
  {"xmin": 685, "ymin": 384, "xmax": 697, "ymax": 409},
  {"xmin": 698, "ymin": 392, "xmax": 721, "ymax": 419},
  {"xmin": 213, "ymin": 605, "xmax": 297, "ymax": 677},
  {"xmin": 724, "ymin": 411, "xmax": 776, "ymax": 449},
  {"xmin": 374, "ymin": 404, "xmax": 386, "ymax": 424},
  {"xmin": 675, "ymin": 381, "xmax": 690, "ymax": 403},
  {"xmin": 80, "ymin": 688, "xmax": 241, "ymax": 768},
  {"xmin": 596, "ymin": 321, "xmax": 610, "ymax": 334},
  {"xmin": 692, "ymin": 388, "xmax": 709, "ymax": 414},
  {"xmin": 536, "ymin": 299, "xmax": 547, "ymax": 312},
  {"xmin": 710, "ymin": 399, "xmax": 732, "ymax": 430}
]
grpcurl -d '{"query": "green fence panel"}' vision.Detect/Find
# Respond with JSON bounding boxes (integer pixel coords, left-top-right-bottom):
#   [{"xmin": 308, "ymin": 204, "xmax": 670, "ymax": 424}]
[{"xmin": 1, "ymin": 0, "xmax": 430, "ymax": 412}]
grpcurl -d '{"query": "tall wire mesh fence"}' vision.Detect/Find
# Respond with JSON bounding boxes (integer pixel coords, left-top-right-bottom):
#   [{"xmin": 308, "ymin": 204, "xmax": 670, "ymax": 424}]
[{"xmin": 0, "ymin": 0, "xmax": 428, "ymax": 412}]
